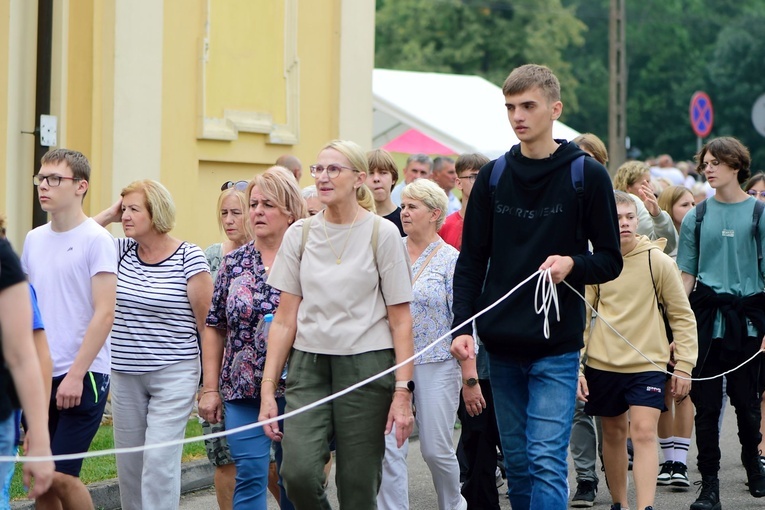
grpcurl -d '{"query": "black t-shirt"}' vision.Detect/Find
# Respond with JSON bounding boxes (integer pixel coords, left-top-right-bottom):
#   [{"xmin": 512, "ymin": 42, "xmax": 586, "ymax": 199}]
[
  {"xmin": 0, "ymin": 238, "xmax": 27, "ymax": 421},
  {"xmin": 383, "ymin": 207, "xmax": 406, "ymax": 237}
]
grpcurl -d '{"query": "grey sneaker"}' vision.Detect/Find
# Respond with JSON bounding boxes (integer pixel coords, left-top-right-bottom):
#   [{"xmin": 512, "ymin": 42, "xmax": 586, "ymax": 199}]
[{"xmin": 571, "ymin": 480, "xmax": 597, "ymax": 508}]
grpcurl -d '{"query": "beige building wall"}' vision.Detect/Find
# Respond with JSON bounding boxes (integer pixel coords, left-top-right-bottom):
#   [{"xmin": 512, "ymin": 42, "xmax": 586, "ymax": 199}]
[
  {"xmin": 1, "ymin": 0, "xmax": 39, "ymax": 248},
  {"xmin": 0, "ymin": 0, "xmax": 375, "ymax": 250}
]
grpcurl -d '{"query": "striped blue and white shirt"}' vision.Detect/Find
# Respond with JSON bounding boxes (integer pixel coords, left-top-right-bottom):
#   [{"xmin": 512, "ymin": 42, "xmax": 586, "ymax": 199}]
[{"xmin": 111, "ymin": 238, "xmax": 209, "ymax": 374}]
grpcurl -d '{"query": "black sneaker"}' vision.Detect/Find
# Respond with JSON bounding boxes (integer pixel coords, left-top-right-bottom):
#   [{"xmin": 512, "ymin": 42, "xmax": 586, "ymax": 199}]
[
  {"xmin": 690, "ymin": 475, "xmax": 721, "ymax": 510},
  {"xmin": 609, "ymin": 504, "xmax": 623, "ymax": 510},
  {"xmin": 743, "ymin": 451, "xmax": 765, "ymax": 497},
  {"xmin": 670, "ymin": 461, "xmax": 690, "ymax": 489},
  {"xmin": 657, "ymin": 460, "xmax": 673, "ymax": 486},
  {"xmin": 571, "ymin": 480, "xmax": 597, "ymax": 508}
]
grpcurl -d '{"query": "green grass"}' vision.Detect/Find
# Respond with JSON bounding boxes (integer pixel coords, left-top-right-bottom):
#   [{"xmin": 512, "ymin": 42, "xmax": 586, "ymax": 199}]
[{"xmin": 10, "ymin": 419, "xmax": 206, "ymax": 500}]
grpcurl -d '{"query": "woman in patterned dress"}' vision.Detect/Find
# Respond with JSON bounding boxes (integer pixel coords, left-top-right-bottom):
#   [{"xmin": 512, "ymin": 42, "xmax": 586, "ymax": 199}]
[
  {"xmin": 199, "ymin": 166, "xmax": 306, "ymax": 510},
  {"xmin": 200, "ymin": 181, "xmax": 250, "ymax": 510}
]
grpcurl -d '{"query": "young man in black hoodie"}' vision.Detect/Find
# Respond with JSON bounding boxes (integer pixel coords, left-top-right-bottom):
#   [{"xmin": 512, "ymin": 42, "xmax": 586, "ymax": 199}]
[{"xmin": 450, "ymin": 64, "xmax": 622, "ymax": 510}]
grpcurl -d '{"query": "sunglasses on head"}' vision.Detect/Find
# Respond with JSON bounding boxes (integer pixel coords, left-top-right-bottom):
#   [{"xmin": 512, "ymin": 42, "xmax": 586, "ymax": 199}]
[{"xmin": 221, "ymin": 180, "xmax": 249, "ymax": 192}]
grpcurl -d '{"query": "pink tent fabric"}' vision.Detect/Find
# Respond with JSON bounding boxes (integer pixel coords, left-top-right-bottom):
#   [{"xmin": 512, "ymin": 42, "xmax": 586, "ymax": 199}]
[{"xmin": 382, "ymin": 128, "xmax": 457, "ymax": 155}]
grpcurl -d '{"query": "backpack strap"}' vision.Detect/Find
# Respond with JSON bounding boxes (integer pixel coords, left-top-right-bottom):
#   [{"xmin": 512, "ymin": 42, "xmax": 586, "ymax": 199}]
[
  {"xmin": 571, "ymin": 155, "xmax": 585, "ymax": 243},
  {"xmin": 299, "ymin": 216, "xmax": 314, "ymax": 260},
  {"xmin": 648, "ymin": 248, "xmax": 674, "ymax": 343},
  {"xmin": 694, "ymin": 199, "xmax": 707, "ymax": 253},
  {"xmin": 489, "ymin": 155, "xmax": 507, "ymax": 202},
  {"xmin": 752, "ymin": 199, "xmax": 764, "ymax": 268},
  {"xmin": 371, "ymin": 215, "xmax": 381, "ymax": 269}
]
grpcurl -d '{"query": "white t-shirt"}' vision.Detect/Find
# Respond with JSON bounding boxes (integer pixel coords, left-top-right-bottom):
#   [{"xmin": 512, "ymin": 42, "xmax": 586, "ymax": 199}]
[
  {"xmin": 22, "ymin": 218, "xmax": 117, "ymax": 376},
  {"xmin": 110, "ymin": 239, "xmax": 209, "ymax": 373},
  {"xmin": 268, "ymin": 211, "xmax": 413, "ymax": 355}
]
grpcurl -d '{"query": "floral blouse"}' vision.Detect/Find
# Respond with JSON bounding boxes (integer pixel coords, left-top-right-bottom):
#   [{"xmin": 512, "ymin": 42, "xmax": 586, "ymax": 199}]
[
  {"xmin": 206, "ymin": 242, "xmax": 284, "ymax": 401},
  {"xmin": 405, "ymin": 238, "xmax": 459, "ymax": 365}
]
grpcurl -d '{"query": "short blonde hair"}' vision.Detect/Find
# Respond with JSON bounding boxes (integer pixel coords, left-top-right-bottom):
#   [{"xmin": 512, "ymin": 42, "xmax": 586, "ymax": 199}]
[
  {"xmin": 613, "ymin": 190, "xmax": 637, "ymax": 214},
  {"xmin": 613, "ymin": 161, "xmax": 650, "ymax": 192},
  {"xmin": 402, "ymin": 179, "xmax": 449, "ymax": 230},
  {"xmin": 245, "ymin": 166, "xmax": 307, "ymax": 235},
  {"xmin": 121, "ymin": 179, "xmax": 176, "ymax": 234},
  {"xmin": 215, "ymin": 188, "xmax": 249, "ymax": 234},
  {"xmin": 502, "ymin": 64, "xmax": 561, "ymax": 104}
]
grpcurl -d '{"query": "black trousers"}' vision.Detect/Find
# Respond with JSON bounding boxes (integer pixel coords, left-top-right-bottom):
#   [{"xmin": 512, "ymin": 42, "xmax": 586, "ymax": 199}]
[
  {"xmin": 457, "ymin": 378, "xmax": 502, "ymax": 510},
  {"xmin": 691, "ymin": 337, "xmax": 764, "ymax": 476}
]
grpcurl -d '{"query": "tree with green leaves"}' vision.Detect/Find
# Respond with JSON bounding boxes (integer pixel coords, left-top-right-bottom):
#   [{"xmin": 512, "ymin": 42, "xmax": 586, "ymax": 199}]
[{"xmin": 375, "ymin": 0, "xmax": 586, "ymax": 112}]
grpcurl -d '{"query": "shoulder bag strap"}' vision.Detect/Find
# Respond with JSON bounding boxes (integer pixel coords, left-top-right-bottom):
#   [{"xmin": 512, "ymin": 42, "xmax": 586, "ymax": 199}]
[{"xmin": 412, "ymin": 242, "xmax": 443, "ymax": 283}]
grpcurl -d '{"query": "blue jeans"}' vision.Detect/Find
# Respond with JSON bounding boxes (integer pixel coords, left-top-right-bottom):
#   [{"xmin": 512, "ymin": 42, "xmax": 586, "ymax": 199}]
[
  {"xmin": 225, "ymin": 397, "xmax": 288, "ymax": 510},
  {"xmin": 0, "ymin": 414, "xmax": 15, "ymax": 510},
  {"xmin": 489, "ymin": 350, "xmax": 579, "ymax": 510}
]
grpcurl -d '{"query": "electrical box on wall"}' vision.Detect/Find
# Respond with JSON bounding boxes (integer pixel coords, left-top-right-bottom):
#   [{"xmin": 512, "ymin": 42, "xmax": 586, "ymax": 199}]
[{"xmin": 40, "ymin": 115, "xmax": 57, "ymax": 147}]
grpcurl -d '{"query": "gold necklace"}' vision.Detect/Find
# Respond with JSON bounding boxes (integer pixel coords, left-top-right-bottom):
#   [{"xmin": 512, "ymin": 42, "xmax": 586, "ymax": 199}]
[{"xmin": 323, "ymin": 208, "xmax": 359, "ymax": 264}]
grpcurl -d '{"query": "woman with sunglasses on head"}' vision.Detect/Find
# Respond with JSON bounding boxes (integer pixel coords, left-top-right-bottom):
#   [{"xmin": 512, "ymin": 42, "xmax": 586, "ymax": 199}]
[
  {"xmin": 259, "ymin": 140, "xmax": 415, "ymax": 510},
  {"xmin": 199, "ymin": 166, "xmax": 305, "ymax": 510},
  {"xmin": 198, "ymin": 180, "xmax": 250, "ymax": 510}
]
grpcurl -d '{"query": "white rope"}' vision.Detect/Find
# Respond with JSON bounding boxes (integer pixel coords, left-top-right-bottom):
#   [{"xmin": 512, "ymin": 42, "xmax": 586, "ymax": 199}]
[
  {"xmin": 562, "ymin": 279, "xmax": 765, "ymax": 382},
  {"xmin": 2, "ymin": 270, "xmax": 547, "ymax": 463},
  {"xmin": 534, "ymin": 268, "xmax": 560, "ymax": 339},
  {"xmin": 7, "ymin": 270, "xmax": 763, "ymax": 463}
]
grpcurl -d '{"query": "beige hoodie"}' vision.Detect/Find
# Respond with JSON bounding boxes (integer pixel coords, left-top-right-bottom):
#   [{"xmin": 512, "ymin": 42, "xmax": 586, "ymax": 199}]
[{"xmin": 582, "ymin": 235, "xmax": 697, "ymax": 376}]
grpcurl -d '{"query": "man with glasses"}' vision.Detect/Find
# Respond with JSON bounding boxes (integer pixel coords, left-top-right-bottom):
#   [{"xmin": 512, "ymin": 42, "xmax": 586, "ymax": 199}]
[
  {"xmin": 440, "ymin": 153, "xmax": 488, "ymax": 251},
  {"xmin": 677, "ymin": 137, "xmax": 765, "ymax": 510},
  {"xmin": 22, "ymin": 149, "xmax": 117, "ymax": 510}
]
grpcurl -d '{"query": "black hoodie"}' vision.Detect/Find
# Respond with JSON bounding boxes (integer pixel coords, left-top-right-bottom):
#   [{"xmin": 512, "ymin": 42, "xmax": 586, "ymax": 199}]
[{"xmin": 452, "ymin": 140, "xmax": 622, "ymax": 360}]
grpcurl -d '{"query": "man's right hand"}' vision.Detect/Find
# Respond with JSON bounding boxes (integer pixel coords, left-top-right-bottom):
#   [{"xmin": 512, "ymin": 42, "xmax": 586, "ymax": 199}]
[{"xmin": 450, "ymin": 335, "xmax": 475, "ymax": 361}]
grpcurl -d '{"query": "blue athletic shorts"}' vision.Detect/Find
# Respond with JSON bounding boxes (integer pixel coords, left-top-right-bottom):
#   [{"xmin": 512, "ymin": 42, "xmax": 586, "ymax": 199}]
[
  {"xmin": 583, "ymin": 366, "xmax": 667, "ymax": 417},
  {"xmin": 48, "ymin": 372, "xmax": 110, "ymax": 477}
]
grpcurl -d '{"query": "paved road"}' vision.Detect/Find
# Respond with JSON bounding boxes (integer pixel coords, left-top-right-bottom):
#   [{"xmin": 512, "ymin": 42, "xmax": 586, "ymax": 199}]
[{"xmin": 179, "ymin": 401, "xmax": 763, "ymax": 509}]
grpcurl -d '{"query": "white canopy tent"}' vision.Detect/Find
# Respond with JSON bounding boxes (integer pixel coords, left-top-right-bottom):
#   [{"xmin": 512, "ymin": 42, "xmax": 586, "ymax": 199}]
[{"xmin": 373, "ymin": 68, "xmax": 581, "ymax": 159}]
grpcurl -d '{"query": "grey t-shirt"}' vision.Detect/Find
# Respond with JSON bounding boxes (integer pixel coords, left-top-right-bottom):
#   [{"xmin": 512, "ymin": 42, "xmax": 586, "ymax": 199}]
[{"xmin": 269, "ymin": 211, "xmax": 413, "ymax": 355}]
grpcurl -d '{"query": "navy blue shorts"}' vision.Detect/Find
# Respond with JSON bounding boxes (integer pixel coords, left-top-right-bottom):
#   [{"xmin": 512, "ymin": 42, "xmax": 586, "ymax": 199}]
[
  {"xmin": 48, "ymin": 372, "xmax": 110, "ymax": 477},
  {"xmin": 583, "ymin": 366, "xmax": 667, "ymax": 417}
]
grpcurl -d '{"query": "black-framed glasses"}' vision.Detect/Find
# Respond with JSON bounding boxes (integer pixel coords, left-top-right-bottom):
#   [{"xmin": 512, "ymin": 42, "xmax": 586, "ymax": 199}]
[
  {"xmin": 309, "ymin": 164, "xmax": 356, "ymax": 179},
  {"xmin": 458, "ymin": 174, "xmax": 479, "ymax": 182},
  {"xmin": 747, "ymin": 190, "xmax": 765, "ymax": 198},
  {"xmin": 33, "ymin": 174, "xmax": 82, "ymax": 187},
  {"xmin": 221, "ymin": 180, "xmax": 248, "ymax": 191}
]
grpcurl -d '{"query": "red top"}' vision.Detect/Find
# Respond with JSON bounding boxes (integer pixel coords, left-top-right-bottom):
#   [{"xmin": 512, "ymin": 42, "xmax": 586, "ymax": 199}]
[{"xmin": 439, "ymin": 211, "xmax": 464, "ymax": 251}]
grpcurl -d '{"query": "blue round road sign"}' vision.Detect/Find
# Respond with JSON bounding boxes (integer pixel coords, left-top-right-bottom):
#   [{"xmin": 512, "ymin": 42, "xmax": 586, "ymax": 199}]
[{"xmin": 690, "ymin": 91, "xmax": 714, "ymax": 138}]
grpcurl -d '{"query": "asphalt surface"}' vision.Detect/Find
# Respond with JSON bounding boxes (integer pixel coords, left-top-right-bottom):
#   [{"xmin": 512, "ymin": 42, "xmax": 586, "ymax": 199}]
[{"xmin": 177, "ymin": 400, "xmax": 765, "ymax": 509}]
